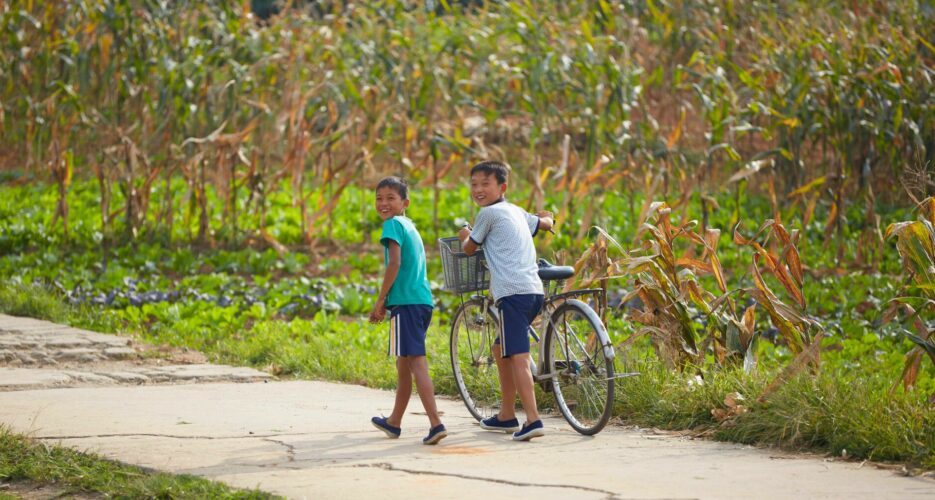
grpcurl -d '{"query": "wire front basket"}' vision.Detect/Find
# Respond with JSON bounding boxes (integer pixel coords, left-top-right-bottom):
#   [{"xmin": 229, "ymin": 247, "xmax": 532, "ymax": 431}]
[{"xmin": 438, "ymin": 236, "xmax": 489, "ymax": 293}]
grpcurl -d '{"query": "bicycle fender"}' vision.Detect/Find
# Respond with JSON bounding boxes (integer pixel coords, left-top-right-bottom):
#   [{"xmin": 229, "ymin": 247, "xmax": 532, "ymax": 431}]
[{"xmin": 563, "ymin": 299, "xmax": 615, "ymax": 360}]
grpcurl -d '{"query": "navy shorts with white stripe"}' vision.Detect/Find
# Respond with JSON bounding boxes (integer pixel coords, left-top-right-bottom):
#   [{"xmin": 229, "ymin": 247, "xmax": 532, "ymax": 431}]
[
  {"xmin": 495, "ymin": 294, "xmax": 544, "ymax": 357},
  {"xmin": 388, "ymin": 304, "xmax": 433, "ymax": 357}
]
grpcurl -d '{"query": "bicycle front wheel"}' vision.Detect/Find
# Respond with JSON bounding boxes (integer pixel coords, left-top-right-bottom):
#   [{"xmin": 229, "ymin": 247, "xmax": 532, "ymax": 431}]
[
  {"xmin": 544, "ymin": 300, "xmax": 615, "ymax": 435},
  {"xmin": 450, "ymin": 297, "xmax": 501, "ymax": 421}
]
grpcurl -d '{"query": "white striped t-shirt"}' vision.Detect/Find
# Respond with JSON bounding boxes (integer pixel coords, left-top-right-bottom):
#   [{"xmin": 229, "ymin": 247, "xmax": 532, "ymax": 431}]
[{"xmin": 469, "ymin": 200, "xmax": 543, "ymax": 301}]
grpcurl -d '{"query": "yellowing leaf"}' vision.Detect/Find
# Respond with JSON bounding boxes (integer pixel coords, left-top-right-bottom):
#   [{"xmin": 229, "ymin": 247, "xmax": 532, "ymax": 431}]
[
  {"xmin": 64, "ymin": 149, "xmax": 74, "ymax": 188},
  {"xmin": 742, "ymin": 304, "xmax": 756, "ymax": 338},
  {"xmin": 824, "ymin": 201, "xmax": 839, "ymax": 238},
  {"xmin": 99, "ymin": 33, "xmax": 113, "ymax": 69},
  {"xmin": 788, "ymin": 176, "xmax": 828, "ymax": 198},
  {"xmin": 580, "ymin": 19, "xmax": 595, "ymax": 44},
  {"xmin": 666, "ymin": 108, "xmax": 685, "ymax": 150},
  {"xmin": 676, "ymin": 257, "xmax": 713, "ymax": 274},
  {"xmin": 921, "ymin": 197, "xmax": 935, "ymax": 225}
]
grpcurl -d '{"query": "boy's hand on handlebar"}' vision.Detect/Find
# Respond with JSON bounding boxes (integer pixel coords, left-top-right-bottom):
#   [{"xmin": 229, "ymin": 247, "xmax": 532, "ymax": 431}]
[
  {"xmin": 536, "ymin": 211, "xmax": 556, "ymax": 234},
  {"xmin": 458, "ymin": 226, "xmax": 472, "ymax": 242}
]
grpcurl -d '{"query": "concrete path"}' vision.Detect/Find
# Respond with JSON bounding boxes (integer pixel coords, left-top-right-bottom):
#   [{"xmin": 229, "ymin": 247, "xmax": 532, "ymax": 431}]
[
  {"xmin": 0, "ymin": 314, "xmax": 269, "ymax": 390},
  {"xmin": 1, "ymin": 314, "xmax": 933, "ymax": 499}
]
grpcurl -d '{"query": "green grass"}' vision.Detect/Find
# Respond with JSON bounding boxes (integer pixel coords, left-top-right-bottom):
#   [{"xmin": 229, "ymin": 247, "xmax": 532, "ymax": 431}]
[
  {"xmin": 0, "ymin": 283, "xmax": 71, "ymax": 325},
  {"xmin": 726, "ymin": 373, "xmax": 934, "ymax": 465},
  {"xmin": 613, "ymin": 358, "xmax": 935, "ymax": 468},
  {"xmin": 0, "ymin": 426, "xmax": 277, "ymax": 499}
]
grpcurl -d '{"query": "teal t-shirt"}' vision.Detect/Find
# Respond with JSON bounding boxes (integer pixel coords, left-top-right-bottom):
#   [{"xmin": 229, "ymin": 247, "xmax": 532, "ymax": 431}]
[{"xmin": 381, "ymin": 216, "xmax": 434, "ymax": 308}]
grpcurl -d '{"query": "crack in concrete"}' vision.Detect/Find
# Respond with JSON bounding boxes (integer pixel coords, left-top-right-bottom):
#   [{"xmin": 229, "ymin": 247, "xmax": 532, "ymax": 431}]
[
  {"xmin": 40, "ymin": 432, "xmax": 309, "ymax": 441},
  {"xmin": 229, "ymin": 462, "xmax": 304, "ymax": 471},
  {"xmin": 262, "ymin": 437, "xmax": 296, "ymax": 462},
  {"xmin": 344, "ymin": 462, "xmax": 625, "ymax": 499}
]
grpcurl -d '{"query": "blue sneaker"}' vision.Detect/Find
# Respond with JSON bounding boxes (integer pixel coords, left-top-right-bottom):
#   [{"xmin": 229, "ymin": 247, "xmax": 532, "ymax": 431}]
[
  {"xmin": 371, "ymin": 416, "xmax": 401, "ymax": 439},
  {"xmin": 512, "ymin": 420, "xmax": 545, "ymax": 441},
  {"xmin": 423, "ymin": 424, "xmax": 448, "ymax": 445},
  {"xmin": 479, "ymin": 415, "xmax": 520, "ymax": 433}
]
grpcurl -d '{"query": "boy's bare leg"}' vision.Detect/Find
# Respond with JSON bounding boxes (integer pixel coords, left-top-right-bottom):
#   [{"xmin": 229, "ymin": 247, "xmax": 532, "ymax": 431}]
[
  {"xmin": 509, "ymin": 352, "xmax": 540, "ymax": 423},
  {"xmin": 388, "ymin": 357, "xmax": 412, "ymax": 426},
  {"xmin": 409, "ymin": 356, "xmax": 442, "ymax": 427},
  {"xmin": 493, "ymin": 344, "xmax": 517, "ymax": 420}
]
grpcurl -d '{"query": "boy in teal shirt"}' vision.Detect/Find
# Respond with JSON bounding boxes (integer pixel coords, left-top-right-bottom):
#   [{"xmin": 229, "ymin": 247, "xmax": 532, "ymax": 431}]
[{"xmin": 369, "ymin": 176, "xmax": 447, "ymax": 445}]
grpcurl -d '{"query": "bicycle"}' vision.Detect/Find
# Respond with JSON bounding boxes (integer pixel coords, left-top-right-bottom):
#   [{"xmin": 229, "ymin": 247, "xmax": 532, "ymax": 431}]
[{"xmin": 438, "ymin": 235, "xmax": 621, "ymax": 435}]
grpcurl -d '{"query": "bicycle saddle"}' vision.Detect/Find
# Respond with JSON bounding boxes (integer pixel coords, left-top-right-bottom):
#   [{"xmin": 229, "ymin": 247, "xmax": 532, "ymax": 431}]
[{"xmin": 537, "ymin": 258, "xmax": 575, "ymax": 281}]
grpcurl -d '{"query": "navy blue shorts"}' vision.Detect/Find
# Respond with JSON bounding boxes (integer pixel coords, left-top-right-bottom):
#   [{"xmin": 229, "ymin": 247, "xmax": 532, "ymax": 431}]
[
  {"xmin": 495, "ymin": 294, "xmax": 544, "ymax": 357},
  {"xmin": 388, "ymin": 305, "xmax": 433, "ymax": 357}
]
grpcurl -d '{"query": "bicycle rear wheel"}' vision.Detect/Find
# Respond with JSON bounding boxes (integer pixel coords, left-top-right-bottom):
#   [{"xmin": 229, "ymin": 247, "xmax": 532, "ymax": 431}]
[
  {"xmin": 450, "ymin": 297, "xmax": 501, "ymax": 421},
  {"xmin": 544, "ymin": 300, "xmax": 615, "ymax": 435}
]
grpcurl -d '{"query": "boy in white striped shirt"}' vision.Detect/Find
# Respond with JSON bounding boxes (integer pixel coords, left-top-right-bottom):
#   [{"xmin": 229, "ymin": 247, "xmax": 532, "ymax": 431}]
[{"xmin": 458, "ymin": 161, "xmax": 554, "ymax": 441}]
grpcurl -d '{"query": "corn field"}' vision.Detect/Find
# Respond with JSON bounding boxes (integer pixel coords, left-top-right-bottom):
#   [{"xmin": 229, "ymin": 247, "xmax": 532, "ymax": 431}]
[{"xmin": 0, "ymin": 0, "xmax": 932, "ymax": 248}]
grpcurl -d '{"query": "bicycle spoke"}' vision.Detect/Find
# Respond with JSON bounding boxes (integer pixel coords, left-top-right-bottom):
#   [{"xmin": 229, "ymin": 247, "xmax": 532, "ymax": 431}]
[
  {"xmin": 450, "ymin": 298, "xmax": 501, "ymax": 421},
  {"xmin": 546, "ymin": 301, "xmax": 614, "ymax": 435}
]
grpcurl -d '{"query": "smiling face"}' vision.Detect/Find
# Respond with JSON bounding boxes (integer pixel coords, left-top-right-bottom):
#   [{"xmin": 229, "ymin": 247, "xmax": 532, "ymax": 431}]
[
  {"xmin": 375, "ymin": 186, "xmax": 409, "ymax": 221},
  {"xmin": 469, "ymin": 171, "xmax": 507, "ymax": 207}
]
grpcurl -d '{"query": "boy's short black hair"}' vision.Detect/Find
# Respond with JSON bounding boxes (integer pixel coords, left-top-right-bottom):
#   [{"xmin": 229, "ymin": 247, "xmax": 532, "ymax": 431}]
[
  {"xmin": 470, "ymin": 161, "xmax": 510, "ymax": 185},
  {"xmin": 376, "ymin": 176, "xmax": 409, "ymax": 199}
]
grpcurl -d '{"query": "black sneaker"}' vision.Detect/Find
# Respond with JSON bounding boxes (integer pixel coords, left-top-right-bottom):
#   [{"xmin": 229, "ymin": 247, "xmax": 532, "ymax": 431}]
[
  {"xmin": 371, "ymin": 416, "xmax": 401, "ymax": 439},
  {"xmin": 422, "ymin": 424, "xmax": 448, "ymax": 445},
  {"xmin": 479, "ymin": 415, "xmax": 520, "ymax": 433},
  {"xmin": 512, "ymin": 420, "xmax": 545, "ymax": 441}
]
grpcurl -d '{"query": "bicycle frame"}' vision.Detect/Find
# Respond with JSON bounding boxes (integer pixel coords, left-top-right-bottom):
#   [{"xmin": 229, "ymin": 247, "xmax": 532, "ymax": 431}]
[
  {"xmin": 464, "ymin": 284, "xmax": 614, "ymax": 383},
  {"xmin": 540, "ymin": 288, "xmax": 616, "ymax": 376}
]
